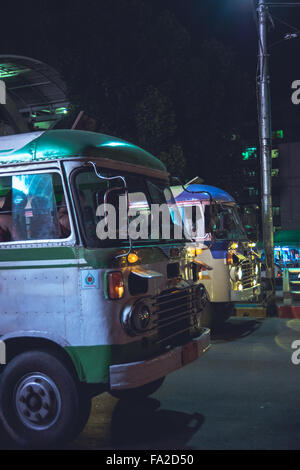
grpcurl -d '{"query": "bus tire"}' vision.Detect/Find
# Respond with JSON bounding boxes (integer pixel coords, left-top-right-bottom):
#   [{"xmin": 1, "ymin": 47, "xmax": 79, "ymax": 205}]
[
  {"xmin": 109, "ymin": 376, "xmax": 165, "ymax": 401},
  {"xmin": 211, "ymin": 302, "xmax": 233, "ymax": 326},
  {"xmin": 0, "ymin": 350, "xmax": 80, "ymax": 449},
  {"xmin": 69, "ymin": 389, "xmax": 92, "ymax": 440},
  {"xmin": 197, "ymin": 286, "xmax": 214, "ymax": 328},
  {"xmin": 199, "ymin": 300, "xmax": 214, "ymax": 328},
  {"xmin": 200, "ymin": 301, "xmax": 233, "ymax": 329}
]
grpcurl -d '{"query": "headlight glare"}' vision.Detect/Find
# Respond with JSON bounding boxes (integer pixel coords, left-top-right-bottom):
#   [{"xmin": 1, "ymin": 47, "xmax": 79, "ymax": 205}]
[{"xmin": 237, "ymin": 266, "xmax": 243, "ymax": 281}]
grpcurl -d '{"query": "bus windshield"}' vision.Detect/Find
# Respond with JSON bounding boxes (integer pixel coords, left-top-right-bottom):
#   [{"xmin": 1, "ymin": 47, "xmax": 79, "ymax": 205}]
[
  {"xmin": 73, "ymin": 168, "xmax": 184, "ymax": 247},
  {"xmin": 207, "ymin": 204, "xmax": 248, "ymax": 241}
]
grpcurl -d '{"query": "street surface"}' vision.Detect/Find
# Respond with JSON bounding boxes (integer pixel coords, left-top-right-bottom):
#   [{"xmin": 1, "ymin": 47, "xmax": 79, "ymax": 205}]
[
  {"xmin": 0, "ymin": 317, "xmax": 299, "ymax": 450},
  {"xmin": 68, "ymin": 317, "xmax": 300, "ymax": 450}
]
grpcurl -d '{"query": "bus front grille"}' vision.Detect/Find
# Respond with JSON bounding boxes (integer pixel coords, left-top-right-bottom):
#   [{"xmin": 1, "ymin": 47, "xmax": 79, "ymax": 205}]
[
  {"xmin": 153, "ymin": 287, "xmax": 198, "ymax": 347},
  {"xmin": 241, "ymin": 260, "xmax": 255, "ymax": 289}
]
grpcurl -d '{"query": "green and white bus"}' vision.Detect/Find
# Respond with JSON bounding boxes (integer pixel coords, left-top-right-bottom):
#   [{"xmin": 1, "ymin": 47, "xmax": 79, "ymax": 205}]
[{"xmin": 0, "ymin": 130, "xmax": 210, "ymax": 448}]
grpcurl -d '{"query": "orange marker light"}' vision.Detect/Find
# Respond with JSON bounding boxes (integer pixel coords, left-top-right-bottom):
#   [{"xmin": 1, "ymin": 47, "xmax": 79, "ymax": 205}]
[
  {"xmin": 127, "ymin": 253, "xmax": 139, "ymax": 264},
  {"xmin": 226, "ymin": 252, "xmax": 233, "ymax": 265},
  {"xmin": 108, "ymin": 272, "xmax": 124, "ymax": 299}
]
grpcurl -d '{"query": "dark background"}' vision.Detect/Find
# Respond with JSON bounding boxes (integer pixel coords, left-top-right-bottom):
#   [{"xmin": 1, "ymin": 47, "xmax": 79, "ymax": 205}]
[{"xmin": 1, "ymin": 0, "xmax": 300, "ymax": 194}]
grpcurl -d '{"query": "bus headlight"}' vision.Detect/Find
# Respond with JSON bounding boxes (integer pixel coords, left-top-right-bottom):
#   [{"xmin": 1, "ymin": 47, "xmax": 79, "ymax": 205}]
[
  {"xmin": 132, "ymin": 304, "xmax": 151, "ymax": 331},
  {"xmin": 230, "ymin": 242, "xmax": 239, "ymax": 251},
  {"xmin": 122, "ymin": 301, "xmax": 152, "ymax": 335},
  {"xmin": 237, "ymin": 266, "xmax": 243, "ymax": 281},
  {"xmin": 187, "ymin": 247, "xmax": 196, "ymax": 257}
]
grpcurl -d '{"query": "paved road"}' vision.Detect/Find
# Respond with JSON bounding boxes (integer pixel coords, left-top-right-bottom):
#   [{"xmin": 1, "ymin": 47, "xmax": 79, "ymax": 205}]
[
  {"xmin": 1, "ymin": 317, "xmax": 299, "ymax": 450},
  {"xmin": 67, "ymin": 317, "xmax": 300, "ymax": 450}
]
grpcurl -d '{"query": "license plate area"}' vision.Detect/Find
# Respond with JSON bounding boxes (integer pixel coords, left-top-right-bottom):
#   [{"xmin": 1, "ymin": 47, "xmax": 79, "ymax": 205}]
[{"xmin": 182, "ymin": 341, "xmax": 199, "ymax": 366}]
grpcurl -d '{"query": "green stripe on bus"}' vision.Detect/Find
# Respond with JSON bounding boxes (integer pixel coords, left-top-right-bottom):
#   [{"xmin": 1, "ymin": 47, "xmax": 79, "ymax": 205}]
[
  {"xmin": 65, "ymin": 338, "xmax": 162, "ymax": 384},
  {"xmin": 0, "ymin": 246, "xmax": 78, "ymax": 262},
  {"xmin": 65, "ymin": 345, "xmax": 112, "ymax": 383}
]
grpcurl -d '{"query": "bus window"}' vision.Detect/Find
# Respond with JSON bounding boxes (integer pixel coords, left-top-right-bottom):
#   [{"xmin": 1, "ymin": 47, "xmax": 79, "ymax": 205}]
[
  {"xmin": 205, "ymin": 203, "xmax": 247, "ymax": 241},
  {"xmin": 0, "ymin": 172, "xmax": 70, "ymax": 243}
]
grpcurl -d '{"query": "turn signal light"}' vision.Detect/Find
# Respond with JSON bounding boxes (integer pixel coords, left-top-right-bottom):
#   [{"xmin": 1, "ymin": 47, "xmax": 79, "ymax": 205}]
[
  {"xmin": 227, "ymin": 252, "xmax": 233, "ymax": 265},
  {"xmin": 108, "ymin": 272, "xmax": 124, "ymax": 300},
  {"xmin": 128, "ymin": 253, "xmax": 139, "ymax": 264}
]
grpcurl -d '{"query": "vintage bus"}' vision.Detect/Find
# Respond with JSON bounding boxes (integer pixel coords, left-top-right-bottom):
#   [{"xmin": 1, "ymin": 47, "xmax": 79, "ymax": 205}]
[
  {"xmin": 0, "ymin": 130, "xmax": 210, "ymax": 448},
  {"xmin": 172, "ymin": 184, "xmax": 261, "ymax": 327}
]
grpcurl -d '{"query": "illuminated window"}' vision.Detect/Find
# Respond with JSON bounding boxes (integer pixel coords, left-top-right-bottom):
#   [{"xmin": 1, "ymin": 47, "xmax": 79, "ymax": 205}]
[
  {"xmin": 0, "ymin": 172, "xmax": 70, "ymax": 243},
  {"xmin": 242, "ymin": 147, "xmax": 257, "ymax": 160},
  {"xmin": 272, "ymin": 130, "xmax": 284, "ymax": 140},
  {"xmin": 248, "ymin": 187, "xmax": 258, "ymax": 197},
  {"xmin": 0, "ymin": 63, "xmax": 29, "ymax": 79}
]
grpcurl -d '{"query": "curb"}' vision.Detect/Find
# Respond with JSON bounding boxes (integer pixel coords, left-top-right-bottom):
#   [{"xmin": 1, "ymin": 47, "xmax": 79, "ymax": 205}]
[
  {"xmin": 277, "ymin": 305, "xmax": 300, "ymax": 319},
  {"xmin": 235, "ymin": 304, "xmax": 267, "ymax": 318}
]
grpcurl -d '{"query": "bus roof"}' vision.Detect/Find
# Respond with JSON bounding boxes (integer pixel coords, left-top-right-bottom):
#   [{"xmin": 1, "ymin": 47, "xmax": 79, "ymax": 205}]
[
  {"xmin": 0, "ymin": 129, "xmax": 167, "ymax": 173},
  {"xmin": 173, "ymin": 184, "xmax": 235, "ymax": 204}
]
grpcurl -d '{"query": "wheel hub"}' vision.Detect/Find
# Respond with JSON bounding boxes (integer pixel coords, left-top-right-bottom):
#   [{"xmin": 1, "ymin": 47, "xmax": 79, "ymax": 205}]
[{"xmin": 15, "ymin": 373, "xmax": 61, "ymax": 430}]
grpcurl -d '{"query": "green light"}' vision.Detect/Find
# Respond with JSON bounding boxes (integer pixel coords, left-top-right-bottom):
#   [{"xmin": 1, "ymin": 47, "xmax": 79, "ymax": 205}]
[
  {"xmin": 55, "ymin": 107, "xmax": 68, "ymax": 115},
  {"xmin": 104, "ymin": 141, "xmax": 131, "ymax": 148},
  {"xmin": 242, "ymin": 147, "xmax": 257, "ymax": 160},
  {"xmin": 272, "ymin": 149, "xmax": 279, "ymax": 159},
  {"xmin": 33, "ymin": 121, "xmax": 53, "ymax": 130},
  {"xmin": 272, "ymin": 130, "xmax": 284, "ymax": 139},
  {"xmin": 0, "ymin": 63, "xmax": 30, "ymax": 79}
]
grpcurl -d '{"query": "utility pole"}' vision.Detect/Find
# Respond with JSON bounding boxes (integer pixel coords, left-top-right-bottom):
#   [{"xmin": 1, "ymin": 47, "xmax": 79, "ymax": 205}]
[{"xmin": 257, "ymin": 0, "xmax": 275, "ymax": 301}]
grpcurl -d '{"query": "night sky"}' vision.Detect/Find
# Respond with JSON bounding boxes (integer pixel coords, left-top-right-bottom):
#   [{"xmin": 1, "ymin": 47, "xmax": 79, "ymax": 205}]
[{"xmin": 1, "ymin": 0, "xmax": 300, "ymax": 186}]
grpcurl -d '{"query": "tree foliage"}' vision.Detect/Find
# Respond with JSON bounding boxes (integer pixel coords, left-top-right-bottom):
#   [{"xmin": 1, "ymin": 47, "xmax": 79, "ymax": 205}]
[{"xmin": 0, "ymin": 0, "xmax": 253, "ymax": 186}]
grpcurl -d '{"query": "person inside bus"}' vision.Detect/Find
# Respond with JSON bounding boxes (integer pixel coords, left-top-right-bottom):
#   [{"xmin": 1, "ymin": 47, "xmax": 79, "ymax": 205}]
[
  {"xmin": 58, "ymin": 194, "xmax": 71, "ymax": 238},
  {"xmin": 0, "ymin": 190, "xmax": 13, "ymax": 242},
  {"xmin": 58, "ymin": 190, "xmax": 86, "ymax": 238}
]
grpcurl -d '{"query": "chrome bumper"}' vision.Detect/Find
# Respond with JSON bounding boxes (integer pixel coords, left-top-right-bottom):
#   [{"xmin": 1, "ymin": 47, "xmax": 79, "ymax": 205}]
[
  {"xmin": 231, "ymin": 285, "xmax": 261, "ymax": 302},
  {"xmin": 109, "ymin": 328, "xmax": 210, "ymax": 390}
]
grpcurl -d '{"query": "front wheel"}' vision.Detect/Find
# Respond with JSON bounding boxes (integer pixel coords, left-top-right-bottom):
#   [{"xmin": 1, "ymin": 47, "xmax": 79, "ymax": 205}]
[
  {"xmin": 69, "ymin": 389, "xmax": 92, "ymax": 441},
  {"xmin": 198, "ymin": 293, "xmax": 233, "ymax": 329},
  {"xmin": 109, "ymin": 376, "xmax": 165, "ymax": 401},
  {"xmin": 0, "ymin": 350, "xmax": 81, "ymax": 449},
  {"xmin": 197, "ymin": 285, "xmax": 214, "ymax": 328},
  {"xmin": 211, "ymin": 302, "xmax": 234, "ymax": 326}
]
